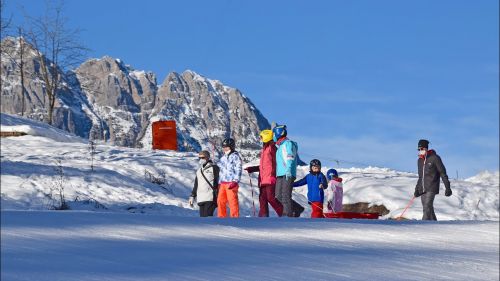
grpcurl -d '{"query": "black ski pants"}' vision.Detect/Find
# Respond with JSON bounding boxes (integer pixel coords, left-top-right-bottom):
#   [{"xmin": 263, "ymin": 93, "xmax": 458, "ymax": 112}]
[
  {"xmin": 421, "ymin": 192, "xmax": 437, "ymax": 221},
  {"xmin": 276, "ymin": 176, "xmax": 304, "ymax": 217},
  {"xmin": 198, "ymin": 201, "xmax": 217, "ymax": 217}
]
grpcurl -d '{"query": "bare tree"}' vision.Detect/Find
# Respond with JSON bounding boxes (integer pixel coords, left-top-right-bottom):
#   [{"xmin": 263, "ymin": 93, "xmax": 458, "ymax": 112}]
[
  {"xmin": 88, "ymin": 137, "xmax": 96, "ymax": 171},
  {"xmin": 0, "ymin": 0, "xmax": 12, "ymax": 93},
  {"xmin": 18, "ymin": 28, "xmax": 26, "ymax": 116},
  {"xmin": 23, "ymin": 0, "xmax": 88, "ymax": 125}
]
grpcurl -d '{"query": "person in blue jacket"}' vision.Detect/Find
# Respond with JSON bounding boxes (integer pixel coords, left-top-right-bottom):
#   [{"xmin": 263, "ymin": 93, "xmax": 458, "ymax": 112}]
[
  {"xmin": 293, "ymin": 159, "xmax": 328, "ymax": 218},
  {"xmin": 273, "ymin": 124, "xmax": 304, "ymax": 217}
]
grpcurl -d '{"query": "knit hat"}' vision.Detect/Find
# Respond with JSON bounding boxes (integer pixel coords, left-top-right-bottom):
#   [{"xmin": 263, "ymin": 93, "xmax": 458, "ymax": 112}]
[{"xmin": 418, "ymin": 139, "xmax": 429, "ymax": 149}]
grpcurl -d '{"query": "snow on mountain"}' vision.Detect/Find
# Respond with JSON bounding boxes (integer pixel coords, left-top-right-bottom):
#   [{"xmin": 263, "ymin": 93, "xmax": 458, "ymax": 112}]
[
  {"xmin": 1, "ymin": 113, "xmax": 498, "ymax": 220},
  {"xmin": 1, "ymin": 37, "xmax": 270, "ymax": 161}
]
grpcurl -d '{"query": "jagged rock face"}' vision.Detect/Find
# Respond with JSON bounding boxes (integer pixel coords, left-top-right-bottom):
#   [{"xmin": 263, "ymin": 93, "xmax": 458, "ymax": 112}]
[
  {"xmin": 0, "ymin": 37, "xmax": 93, "ymax": 138},
  {"xmin": 1, "ymin": 37, "xmax": 271, "ymax": 160},
  {"xmin": 148, "ymin": 71, "xmax": 269, "ymax": 159},
  {"xmin": 74, "ymin": 57, "xmax": 158, "ymax": 146}
]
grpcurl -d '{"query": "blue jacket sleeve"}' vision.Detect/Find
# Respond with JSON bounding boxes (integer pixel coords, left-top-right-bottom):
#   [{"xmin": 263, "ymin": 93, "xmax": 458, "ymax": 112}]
[
  {"xmin": 293, "ymin": 175, "xmax": 308, "ymax": 187},
  {"xmin": 321, "ymin": 173, "xmax": 328, "ymax": 188}
]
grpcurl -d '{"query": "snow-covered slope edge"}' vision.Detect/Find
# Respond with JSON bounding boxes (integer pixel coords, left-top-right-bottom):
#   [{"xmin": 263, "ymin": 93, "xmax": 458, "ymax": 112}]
[{"xmin": 1, "ymin": 113, "xmax": 498, "ymax": 220}]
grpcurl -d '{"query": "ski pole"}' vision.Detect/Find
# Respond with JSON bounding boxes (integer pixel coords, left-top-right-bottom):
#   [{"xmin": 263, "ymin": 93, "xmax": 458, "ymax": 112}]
[
  {"xmin": 248, "ymin": 171, "xmax": 256, "ymax": 217},
  {"xmin": 397, "ymin": 196, "xmax": 416, "ymax": 220}
]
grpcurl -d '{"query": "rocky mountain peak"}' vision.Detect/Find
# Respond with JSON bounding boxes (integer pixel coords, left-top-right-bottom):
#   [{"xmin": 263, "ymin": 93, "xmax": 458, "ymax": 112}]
[{"xmin": 1, "ymin": 37, "xmax": 270, "ymax": 161}]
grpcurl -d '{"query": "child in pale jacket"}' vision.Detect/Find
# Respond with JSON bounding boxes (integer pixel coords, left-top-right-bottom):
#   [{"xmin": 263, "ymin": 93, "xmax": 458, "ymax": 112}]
[{"xmin": 324, "ymin": 169, "xmax": 343, "ymax": 213}]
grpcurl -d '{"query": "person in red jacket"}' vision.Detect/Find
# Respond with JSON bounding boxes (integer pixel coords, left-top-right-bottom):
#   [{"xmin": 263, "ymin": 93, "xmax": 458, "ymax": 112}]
[{"xmin": 245, "ymin": 130, "xmax": 284, "ymax": 217}]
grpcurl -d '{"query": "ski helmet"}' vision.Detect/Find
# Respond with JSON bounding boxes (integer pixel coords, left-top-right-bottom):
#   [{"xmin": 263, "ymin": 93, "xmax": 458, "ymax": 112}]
[
  {"xmin": 222, "ymin": 138, "xmax": 235, "ymax": 150},
  {"xmin": 272, "ymin": 125, "xmax": 287, "ymax": 142},
  {"xmin": 326, "ymin": 169, "xmax": 338, "ymax": 180},
  {"xmin": 259, "ymin": 130, "xmax": 273, "ymax": 143},
  {"xmin": 309, "ymin": 159, "xmax": 321, "ymax": 169}
]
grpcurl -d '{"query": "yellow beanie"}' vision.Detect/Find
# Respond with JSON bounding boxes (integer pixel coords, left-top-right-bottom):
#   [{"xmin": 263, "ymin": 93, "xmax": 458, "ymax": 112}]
[{"xmin": 259, "ymin": 129, "xmax": 273, "ymax": 143}]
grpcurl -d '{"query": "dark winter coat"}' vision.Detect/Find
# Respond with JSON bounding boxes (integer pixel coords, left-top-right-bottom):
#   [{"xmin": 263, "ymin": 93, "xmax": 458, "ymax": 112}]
[
  {"xmin": 415, "ymin": 150, "xmax": 450, "ymax": 195},
  {"xmin": 293, "ymin": 172, "xmax": 328, "ymax": 203},
  {"xmin": 191, "ymin": 161, "xmax": 220, "ymax": 204}
]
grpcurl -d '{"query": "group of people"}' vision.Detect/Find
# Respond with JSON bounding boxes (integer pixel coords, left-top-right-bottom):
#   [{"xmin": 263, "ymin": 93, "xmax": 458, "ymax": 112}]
[
  {"xmin": 188, "ymin": 124, "xmax": 342, "ymax": 218},
  {"xmin": 188, "ymin": 123, "xmax": 453, "ymax": 221}
]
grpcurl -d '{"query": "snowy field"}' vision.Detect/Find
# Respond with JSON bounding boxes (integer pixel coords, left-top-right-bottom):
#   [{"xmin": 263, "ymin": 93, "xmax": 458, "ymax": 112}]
[
  {"xmin": 1, "ymin": 211, "xmax": 499, "ymax": 281},
  {"xmin": 1, "ymin": 113, "xmax": 499, "ymax": 280}
]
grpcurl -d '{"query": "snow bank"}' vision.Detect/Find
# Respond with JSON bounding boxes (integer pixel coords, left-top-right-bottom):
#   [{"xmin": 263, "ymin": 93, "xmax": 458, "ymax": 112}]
[
  {"xmin": 0, "ymin": 113, "xmax": 84, "ymax": 143},
  {"xmin": 1, "ymin": 112, "xmax": 498, "ymax": 220}
]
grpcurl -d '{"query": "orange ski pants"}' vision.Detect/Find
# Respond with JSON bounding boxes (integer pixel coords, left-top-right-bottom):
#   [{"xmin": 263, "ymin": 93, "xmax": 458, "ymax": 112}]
[{"xmin": 217, "ymin": 182, "xmax": 240, "ymax": 218}]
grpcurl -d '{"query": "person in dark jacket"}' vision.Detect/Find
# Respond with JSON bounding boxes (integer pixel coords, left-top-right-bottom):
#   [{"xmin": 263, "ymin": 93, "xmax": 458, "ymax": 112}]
[
  {"xmin": 245, "ymin": 130, "xmax": 284, "ymax": 217},
  {"xmin": 189, "ymin": 150, "xmax": 220, "ymax": 217},
  {"xmin": 293, "ymin": 159, "xmax": 328, "ymax": 218},
  {"xmin": 414, "ymin": 139, "xmax": 452, "ymax": 220}
]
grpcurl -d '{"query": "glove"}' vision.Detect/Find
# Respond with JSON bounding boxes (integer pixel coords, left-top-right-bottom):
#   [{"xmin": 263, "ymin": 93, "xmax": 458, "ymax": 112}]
[
  {"xmin": 445, "ymin": 188, "xmax": 452, "ymax": 197},
  {"xmin": 414, "ymin": 190, "xmax": 423, "ymax": 198},
  {"xmin": 188, "ymin": 196, "xmax": 195, "ymax": 207},
  {"xmin": 285, "ymin": 171, "xmax": 292, "ymax": 180},
  {"xmin": 228, "ymin": 181, "xmax": 238, "ymax": 189}
]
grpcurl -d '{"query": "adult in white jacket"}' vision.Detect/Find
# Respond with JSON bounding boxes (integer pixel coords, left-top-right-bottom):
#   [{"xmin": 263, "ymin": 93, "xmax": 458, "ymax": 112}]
[{"xmin": 189, "ymin": 150, "xmax": 220, "ymax": 217}]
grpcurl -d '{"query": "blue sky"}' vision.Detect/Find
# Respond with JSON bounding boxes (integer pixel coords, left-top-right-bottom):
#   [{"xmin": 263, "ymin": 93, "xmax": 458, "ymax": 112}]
[{"xmin": 6, "ymin": 0, "xmax": 499, "ymax": 177}]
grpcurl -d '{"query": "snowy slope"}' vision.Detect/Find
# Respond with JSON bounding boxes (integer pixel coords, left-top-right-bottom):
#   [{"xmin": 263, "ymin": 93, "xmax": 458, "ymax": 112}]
[
  {"xmin": 1, "ymin": 113, "xmax": 499, "ymax": 220},
  {"xmin": 1, "ymin": 211, "xmax": 499, "ymax": 281}
]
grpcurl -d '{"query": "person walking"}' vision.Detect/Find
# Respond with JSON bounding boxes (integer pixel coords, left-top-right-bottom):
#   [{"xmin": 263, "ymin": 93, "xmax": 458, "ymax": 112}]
[
  {"xmin": 414, "ymin": 139, "xmax": 452, "ymax": 220},
  {"xmin": 293, "ymin": 159, "xmax": 328, "ymax": 218},
  {"xmin": 273, "ymin": 124, "xmax": 304, "ymax": 217},
  {"xmin": 189, "ymin": 150, "xmax": 219, "ymax": 217},
  {"xmin": 217, "ymin": 138, "xmax": 242, "ymax": 218},
  {"xmin": 245, "ymin": 129, "xmax": 283, "ymax": 217}
]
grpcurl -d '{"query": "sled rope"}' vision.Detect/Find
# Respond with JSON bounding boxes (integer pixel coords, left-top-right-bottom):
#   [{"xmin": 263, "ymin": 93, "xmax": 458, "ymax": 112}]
[{"xmin": 397, "ymin": 196, "xmax": 416, "ymax": 219}]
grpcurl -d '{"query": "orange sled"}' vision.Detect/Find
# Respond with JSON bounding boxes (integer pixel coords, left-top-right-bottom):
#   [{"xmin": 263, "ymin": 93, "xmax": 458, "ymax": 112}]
[{"xmin": 324, "ymin": 212, "xmax": 380, "ymax": 219}]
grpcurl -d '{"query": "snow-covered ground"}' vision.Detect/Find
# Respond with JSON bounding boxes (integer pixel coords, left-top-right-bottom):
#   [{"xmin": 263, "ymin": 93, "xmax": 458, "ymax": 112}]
[
  {"xmin": 1, "ymin": 113, "xmax": 498, "ymax": 220},
  {"xmin": 1, "ymin": 113, "xmax": 499, "ymax": 280},
  {"xmin": 1, "ymin": 211, "xmax": 499, "ymax": 281}
]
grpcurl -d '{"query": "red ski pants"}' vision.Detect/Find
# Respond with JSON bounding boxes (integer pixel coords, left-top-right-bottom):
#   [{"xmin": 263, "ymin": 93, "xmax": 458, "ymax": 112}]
[{"xmin": 310, "ymin": 201, "xmax": 324, "ymax": 218}]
